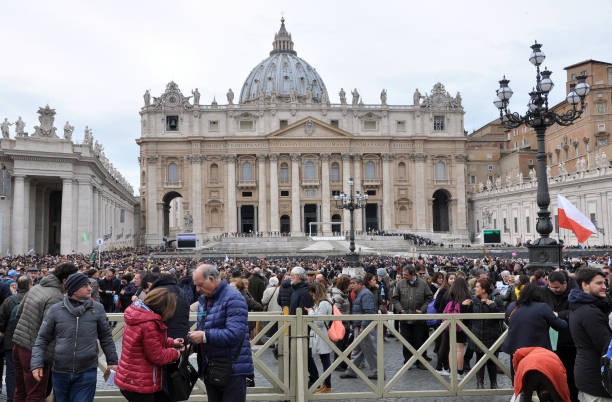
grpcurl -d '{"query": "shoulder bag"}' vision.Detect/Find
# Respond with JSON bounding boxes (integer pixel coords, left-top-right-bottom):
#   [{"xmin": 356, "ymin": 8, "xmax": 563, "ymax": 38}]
[
  {"xmin": 167, "ymin": 344, "xmax": 199, "ymax": 400},
  {"xmin": 203, "ymin": 335, "xmax": 246, "ymax": 388}
]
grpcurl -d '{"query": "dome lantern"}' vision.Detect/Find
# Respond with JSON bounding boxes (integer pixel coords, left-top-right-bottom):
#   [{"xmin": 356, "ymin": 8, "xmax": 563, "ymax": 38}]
[{"xmin": 271, "ymin": 17, "xmax": 296, "ymax": 56}]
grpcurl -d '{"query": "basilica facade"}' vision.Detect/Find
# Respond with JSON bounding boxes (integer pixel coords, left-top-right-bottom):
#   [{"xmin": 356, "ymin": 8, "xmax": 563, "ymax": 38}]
[{"xmin": 138, "ymin": 19, "xmax": 469, "ymax": 247}]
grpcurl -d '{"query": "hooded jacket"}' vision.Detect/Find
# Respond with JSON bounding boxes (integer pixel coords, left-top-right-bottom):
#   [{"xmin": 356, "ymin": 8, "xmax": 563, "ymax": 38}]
[
  {"xmin": 542, "ymin": 286, "xmax": 574, "ymax": 348},
  {"xmin": 31, "ymin": 296, "xmax": 117, "ymax": 373},
  {"xmin": 115, "ymin": 302, "xmax": 179, "ymax": 394},
  {"xmin": 277, "ymin": 279, "xmax": 293, "ymax": 309},
  {"xmin": 513, "ymin": 347, "xmax": 571, "ymax": 402},
  {"xmin": 13, "ymin": 274, "xmax": 64, "ymax": 355},
  {"xmin": 289, "ymin": 281, "xmax": 313, "ymax": 315},
  {"xmin": 568, "ymin": 288, "xmax": 612, "ymax": 397},
  {"xmin": 150, "ymin": 274, "xmax": 190, "ymax": 340}
]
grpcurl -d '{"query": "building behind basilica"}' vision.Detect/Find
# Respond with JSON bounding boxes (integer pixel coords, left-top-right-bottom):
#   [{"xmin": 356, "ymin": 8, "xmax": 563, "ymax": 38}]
[{"xmin": 138, "ymin": 19, "xmax": 469, "ymax": 247}]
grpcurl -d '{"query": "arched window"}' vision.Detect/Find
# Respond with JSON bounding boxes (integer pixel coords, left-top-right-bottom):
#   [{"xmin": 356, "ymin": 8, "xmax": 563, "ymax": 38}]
[
  {"xmin": 167, "ymin": 163, "xmax": 179, "ymax": 183},
  {"xmin": 331, "ymin": 162, "xmax": 340, "ymax": 182},
  {"xmin": 436, "ymin": 161, "xmax": 446, "ymax": 180},
  {"xmin": 242, "ymin": 161, "xmax": 253, "ymax": 181},
  {"xmin": 365, "ymin": 161, "xmax": 376, "ymax": 180},
  {"xmin": 304, "ymin": 161, "xmax": 315, "ymax": 180},
  {"xmin": 398, "ymin": 162, "xmax": 406, "ymax": 179},
  {"xmin": 280, "ymin": 163, "xmax": 289, "ymax": 183},
  {"xmin": 209, "ymin": 163, "xmax": 219, "ymax": 183}
]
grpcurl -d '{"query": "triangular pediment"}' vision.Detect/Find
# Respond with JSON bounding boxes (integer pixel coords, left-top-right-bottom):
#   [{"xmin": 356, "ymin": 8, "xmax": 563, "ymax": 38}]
[{"xmin": 267, "ymin": 117, "xmax": 352, "ymax": 138}]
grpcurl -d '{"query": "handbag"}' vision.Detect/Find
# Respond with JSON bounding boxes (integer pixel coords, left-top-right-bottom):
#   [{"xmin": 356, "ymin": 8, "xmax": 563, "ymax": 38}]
[
  {"xmin": 327, "ymin": 302, "xmax": 345, "ymax": 342},
  {"xmin": 203, "ymin": 335, "xmax": 245, "ymax": 388},
  {"xmin": 167, "ymin": 345, "xmax": 199, "ymax": 400}
]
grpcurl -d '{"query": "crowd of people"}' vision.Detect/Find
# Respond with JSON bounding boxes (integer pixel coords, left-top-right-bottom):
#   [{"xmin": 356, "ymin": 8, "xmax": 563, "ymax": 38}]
[{"xmin": 0, "ymin": 248, "xmax": 612, "ymax": 401}]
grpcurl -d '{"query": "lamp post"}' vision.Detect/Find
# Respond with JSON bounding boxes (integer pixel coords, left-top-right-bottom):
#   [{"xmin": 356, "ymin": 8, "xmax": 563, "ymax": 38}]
[
  {"xmin": 494, "ymin": 41, "xmax": 590, "ymax": 273},
  {"xmin": 334, "ymin": 177, "xmax": 368, "ymax": 268}
]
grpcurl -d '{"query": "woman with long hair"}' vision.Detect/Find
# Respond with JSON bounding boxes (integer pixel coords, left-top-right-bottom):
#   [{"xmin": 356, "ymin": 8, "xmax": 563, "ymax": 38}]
[
  {"xmin": 115, "ymin": 288, "xmax": 183, "ymax": 401},
  {"xmin": 330, "ymin": 275, "xmax": 351, "ymax": 371},
  {"xmin": 306, "ymin": 282, "xmax": 333, "ymax": 394},
  {"xmin": 434, "ymin": 272, "xmax": 455, "ymax": 374},
  {"xmin": 444, "ymin": 277, "xmax": 472, "ymax": 378}
]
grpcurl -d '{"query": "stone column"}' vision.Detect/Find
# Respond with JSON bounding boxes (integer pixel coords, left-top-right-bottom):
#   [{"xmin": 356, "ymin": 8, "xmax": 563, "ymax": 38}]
[
  {"xmin": 11, "ymin": 175, "xmax": 25, "ymax": 255},
  {"xmin": 382, "ymin": 154, "xmax": 394, "ymax": 231},
  {"xmin": 454, "ymin": 155, "xmax": 468, "ymax": 234},
  {"xmin": 320, "ymin": 153, "xmax": 331, "ymax": 235},
  {"xmin": 98, "ymin": 188, "xmax": 104, "ymax": 239},
  {"xmin": 23, "ymin": 178, "xmax": 31, "ymax": 252},
  {"xmin": 92, "ymin": 187, "xmax": 98, "ymax": 244},
  {"xmin": 269, "ymin": 154, "xmax": 279, "ymax": 233},
  {"xmin": 60, "ymin": 178, "xmax": 73, "ymax": 255},
  {"xmin": 191, "ymin": 155, "xmax": 204, "ymax": 237},
  {"xmin": 77, "ymin": 179, "xmax": 93, "ymax": 253},
  {"xmin": 257, "ymin": 154, "xmax": 267, "ymax": 233},
  {"xmin": 157, "ymin": 202, "xmax": 164, "ymax": 239},
  {"xmin": 145, "ymin": 156, "xmax": 160, "ymax": 245},
  {"xmin": 291, "ymin": 153, "xmax": 301, "ymax": 235},
  {"xmin": 353, "ymin": 154, "xmax": 363, "ymax": 233},
  {"xmin": 341, "ymin": 153, "xmax": 352, "ymax": 230},
  {"xmin": 414, "ymin": 153, "xmax": 428, "ymax": 230},
  {"xmin": 225, "ymin": 155, "xmax": 237, "ymax": 233}
]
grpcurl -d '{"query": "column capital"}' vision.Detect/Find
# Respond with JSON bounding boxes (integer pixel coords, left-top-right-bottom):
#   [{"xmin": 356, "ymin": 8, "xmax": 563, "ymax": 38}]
[
  {"xmin": 13, "ymin": 174, "xmax": 25, "ymax": 181},
  {"xmin": 256, "ymin": 153, "xmax": 267, "ymax": 162},
  {"xmin": 382, "ymin": 153, "xmax": 395, "ymax": 162},
  {"xmin": 410, "ymin": 153, "xmax": 428, "ymax": 162},
  {"xmin": 352, "ymin": 154, "xmax": 362, "ymax": 162},
  {"xmin": 269, "ymin": 153, "xmax": 279, "ymax": 162},
  {"xmin": 290, "ymin": 153, "xmax": 301, "ymax": 162},
  {"xmin": 223, "ymin": 154, "xmax": 237, "ymax": 163},
  {"xmin": 188, "ymin": 154, "xmax": 206, "ymax": 163},
  {"xmin": 320, "ymin": 153, "xmax": 331, "ymax": 162},
  {"xmin": 454, "ymin": 154, "xmax": 467, "ymax": 162},
  {"xmin": 145, "ymin": 155, "xmax": 159, "ymax": 163},
  {"xmin": 341, "ymin": 153, "xmax": 353, "ymax": 161}
]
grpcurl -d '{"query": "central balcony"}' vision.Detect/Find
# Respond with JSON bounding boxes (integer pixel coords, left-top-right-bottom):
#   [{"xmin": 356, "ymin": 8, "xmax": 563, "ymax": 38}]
[
  {"xmin": 301, "ymin": 179, "xmax": 320, "ymax": 188},
  {"xmin": 237, "ymin": 179, "xmax": 257, "ymax": 189},
  {"xmin": 362, "ymin": 179, "xmax": 381, "ymax": 188}
]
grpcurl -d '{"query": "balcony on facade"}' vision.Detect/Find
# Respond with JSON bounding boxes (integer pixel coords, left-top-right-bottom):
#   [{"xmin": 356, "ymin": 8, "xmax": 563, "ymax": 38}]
[
  {"xmin": 362, "ymin": 179, "xmax": 382, "ymax": 188},
  {"xmin": 163, "ymin": 181, "xmax": 183, "ymax": 189},
  {"xmin": 237, "ymin": 179, "xmax": 257, "ymax": 189},
  {"xmin": 434, "ymin": 179, "xmax": 455, "ymax": 186},
  {"xmin": 301, "ymin": 179, "xmax": 320, "ymax": 188}
]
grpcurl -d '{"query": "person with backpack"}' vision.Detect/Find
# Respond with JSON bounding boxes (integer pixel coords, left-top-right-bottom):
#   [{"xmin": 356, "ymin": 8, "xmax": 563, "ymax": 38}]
[
  {"xmin": 0, "ymin": 275, "xmax": 31, "ymax": 402},
  {"xmin": 306, "ymin": 282, "xmax": 333, "ymax": 394},
  {"xmin": 441, "ymin": 277, "xmax": 473, "ymax": 378}
]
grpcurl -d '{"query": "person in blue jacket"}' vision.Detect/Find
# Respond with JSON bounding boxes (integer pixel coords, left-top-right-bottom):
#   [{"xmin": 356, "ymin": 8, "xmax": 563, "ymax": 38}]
[{"xmin": 188, "ymin": 264, "xmax": 253, "ymax": 402}]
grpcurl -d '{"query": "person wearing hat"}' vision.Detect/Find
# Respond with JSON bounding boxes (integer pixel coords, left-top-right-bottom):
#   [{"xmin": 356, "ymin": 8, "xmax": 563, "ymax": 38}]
[
  {"xmin": 31, "ymin": 272, "xmax": 118, "ymax": 402},
  {"xmin": 27, "ymin": 267, "xmax": 40, "ymax": 284}
]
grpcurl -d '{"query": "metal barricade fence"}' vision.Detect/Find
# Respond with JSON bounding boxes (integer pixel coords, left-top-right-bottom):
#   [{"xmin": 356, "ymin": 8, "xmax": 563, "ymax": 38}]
[{"xmin": 94, "ymin": 311, "xmax": 512, "ymax": 401}]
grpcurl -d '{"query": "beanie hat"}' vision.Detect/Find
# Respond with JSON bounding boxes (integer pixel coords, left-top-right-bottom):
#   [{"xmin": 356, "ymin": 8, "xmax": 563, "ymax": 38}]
[
  {"xmin": 377, "ymin": 268, "xmax": 387, "ymax": 277},
  {"xmin": 65, "ymin": 273, "xmax": 90, "ymax": 297}
]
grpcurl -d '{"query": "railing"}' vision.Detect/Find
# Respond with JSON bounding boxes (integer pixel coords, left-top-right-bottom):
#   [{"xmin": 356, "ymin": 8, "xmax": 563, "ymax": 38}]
[{"xmin": 94, "ymin": 312, "xmax": 512, "ymax": 401}]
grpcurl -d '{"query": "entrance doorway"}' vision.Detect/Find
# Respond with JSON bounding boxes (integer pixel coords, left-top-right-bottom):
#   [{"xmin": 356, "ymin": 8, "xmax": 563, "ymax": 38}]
[
  {"xmin": 240, "ymin": 205, "xmax": 255, "ymax": 233},
  {"xmin": 365, "ymin": 203, "xmax": 379, "ymax": 232},
  {"xmin": 304, "ymin": 204, "xmax": 317, "ymax": 234},
  {"xmin": 280, "ymin": 215, "xmax": 290, "ymax": 234},
  {"xmin": 331, "ymin": 214, "xmax": 341, "ymax": 234},
  {"xmin": 162, "ymin": 191, "xmax": 183, "ymax": 238},
  {"xmin": 433, "ymin": 189, "xmax": 450, "ymax": 232},
  {"xmin": 48, "ymin": 191, "xmax": 61, "ymax": 255}
]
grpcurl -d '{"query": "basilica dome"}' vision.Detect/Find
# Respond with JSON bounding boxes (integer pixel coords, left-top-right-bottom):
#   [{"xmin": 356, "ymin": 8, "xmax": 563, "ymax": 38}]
[{"xmin": 239, "ymin": 19, "xmax": 329, "ymax": 104}]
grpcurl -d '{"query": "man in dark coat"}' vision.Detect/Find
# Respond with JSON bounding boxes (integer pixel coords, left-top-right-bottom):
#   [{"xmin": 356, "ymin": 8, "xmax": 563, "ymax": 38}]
[
  {"xmin": 150, "ymin": 274, "xmax": 190, "ymax": 341},
  {"xmin": 542, "ymin": 270, "xmax": 579, "ymax": 402},
  {"xmin": 98, "ymin": 269, "xmax": 120, "ymax": 313},
  {"xmin": 288, "ymin": 267, "xmax": 313, "ymax": 315},
  {"xmin": 276, "ymin": 276, "xmax": 293, "ymax": 312},
  {"xmin": 248, "ymin": 268, "xmax": 265, "ymax": 305},
  {"xmin": 569, "ymin": 267, "xmax": 612, "ymax": 400}
]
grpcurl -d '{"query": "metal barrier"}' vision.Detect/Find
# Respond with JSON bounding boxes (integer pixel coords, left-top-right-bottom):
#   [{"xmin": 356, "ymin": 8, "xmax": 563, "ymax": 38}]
[{"xmin": 94, "ymin": 311, "xmax": 512, "ymax": 401}]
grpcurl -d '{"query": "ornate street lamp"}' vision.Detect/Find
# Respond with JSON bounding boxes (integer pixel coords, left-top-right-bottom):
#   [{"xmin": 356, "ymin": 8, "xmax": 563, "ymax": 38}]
[
  {"xmin": 334, "ymin": 177, "xmax": 368, "ymax": 268},
  {"xmin": 494, "ymin": 41, "xmax": 590, "ymax": 273}
]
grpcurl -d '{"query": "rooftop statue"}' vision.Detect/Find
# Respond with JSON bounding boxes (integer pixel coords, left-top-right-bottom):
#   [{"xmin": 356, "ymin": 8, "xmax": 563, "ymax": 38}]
[
  {"xmin": 380, "ymin": 89, "xmax": 387, "ymax": 106},
  {"xmin": 64, "ymin": 121, "xmax": 74, "ymax": 141},
  {"xmin": 192, "ymin": 88, "xmax": 200, "ymax": 106},
  {"xmin": 15, "ymin": 117, "xmax": 25, "ymax": 137},
  {"xmin": 2, "ymin": 118, "xmax": 13, "ymax": 138},
  {"xmin": 351, "ymin": 88, "xmax": 360, "ymax": 106},
  {"xmin": 83, "ymin": 126, "xmax": 93, "ymax": 147},
  {"xmin": 143, "ymin": 89, "xmax": 151, "ymax": 107},
  {"xmin": 339, "ymin": 88, "xmax": 346, "ymax": 105},
  {"xmin": 227, "ymin": 88, "xmax": 234, "ymax": 104},
  {"xmin": 413, "ymin": 88, "xmax": 422, "ymax": 106}
]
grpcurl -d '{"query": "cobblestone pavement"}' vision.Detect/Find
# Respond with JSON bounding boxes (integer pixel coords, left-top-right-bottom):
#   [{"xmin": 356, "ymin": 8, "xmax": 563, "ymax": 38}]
[{"xmin": 91, "ymin": 333, "xmax": 515, "ymax": 401}]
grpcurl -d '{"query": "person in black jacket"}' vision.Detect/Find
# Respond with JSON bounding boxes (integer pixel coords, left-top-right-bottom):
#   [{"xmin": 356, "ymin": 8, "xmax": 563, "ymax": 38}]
[
  {"xmin": 542, "ymin": 270, "xmax": 579, "ymax": 402},
  {"xmin": 568, "ymin": 267, "xmax": 612, "ymax": 400},
  {"xmin": 277, "ymin": 276, "xmax": 294, "ymax": 312},
  {"xmin": 248, "ymin": 268, "xmax": 266, "ymax": 305},
  {"xmin": 149, "ymin": 274, "xmax": 189, "ymax": 341},
  {"xmin": 98, "ymin": 269, "xmax": 120, "ymax": 313},
  {"xmin": 288, "ymin": 267, "xmax": 316, "ymax": 387}
]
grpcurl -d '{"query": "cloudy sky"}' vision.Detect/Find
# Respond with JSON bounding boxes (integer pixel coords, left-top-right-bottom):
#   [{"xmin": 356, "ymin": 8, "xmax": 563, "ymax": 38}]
[{"xmin": 1, "ymin": 0, "xmax": 610, "ymax": 193}]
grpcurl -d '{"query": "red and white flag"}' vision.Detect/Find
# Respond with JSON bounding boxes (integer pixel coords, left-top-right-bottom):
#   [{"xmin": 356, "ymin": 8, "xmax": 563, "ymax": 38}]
[{"xmin": 557, "ymin": 194, "xmax": 597, "ymax": 243}]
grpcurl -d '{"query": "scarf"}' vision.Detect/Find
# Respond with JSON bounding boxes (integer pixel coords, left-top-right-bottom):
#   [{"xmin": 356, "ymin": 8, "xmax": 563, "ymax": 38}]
[
  {"xmin": 63, "ymin": 294, "xmax": 93, "ymax": 317},
  {"xmin": 132, "ymin": 298, "xmax": 153, "ymax": 313}
]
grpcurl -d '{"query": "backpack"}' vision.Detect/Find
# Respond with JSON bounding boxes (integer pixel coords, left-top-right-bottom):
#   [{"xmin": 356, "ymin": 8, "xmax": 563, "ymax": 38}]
[
  {"xmin": 426, "ymin": 300, "xmax": 440, "ymax": 326},
  {"xmin": 327, "ymin": 301, "xmax": 346, "ymax": 342},
  {"xmin": 6, "ymin": 295, "xmax": 20, "ymax": 336},
  {"xmin": 442, "ymin": 301, "xmax": 463, "ymax": 332},
  {"xmin": 601, "ymin": 338, "xmax": 612, "ymax": 395}
]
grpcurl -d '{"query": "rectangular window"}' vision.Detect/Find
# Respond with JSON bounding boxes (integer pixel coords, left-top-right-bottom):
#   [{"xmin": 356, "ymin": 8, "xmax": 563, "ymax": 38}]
[
  {"xmin": 599, "ymin": 124, "xmax": 606, "ymax": 131},
  {"xmin": 332, "ymin": 190, "xmax": 340, "ymax": 196},
  {"xmin": 279, "ymin": 119, "xmax": 288, "ymax": 129},
  {"xmin": 239, "ymin": 120, "xmax": 254, "ymax": 130},
  {"xmin": 120, "ymin": 209, "xmax": 125, "ymax": 223},
  {"xmin": 166, "ymin": 116, "xmax": 179, "ymax": 131},
  {"xmin": 493, "ymin": 218, "xmax": 497, "ymax": 229},
  {"xmin": 528, "ymin": 159, "xmax": 534, "ymax": 165},
  {"xmin": 433, "ymin": 116, "xmax": 444, "ymax": 131},
  {"xmin": 280, "ymin": 190, "xmax": 289, "ymax": 197},
  {"xmin": 396, "ymin": 120, "xmax": 406, "ymax": 131},
  {"xmin": 366, "ymin": 190, "xmax": 376, "ymax": 196},
  {"xmin": 208, "ymin": 120, "xmax": 219, "ymax": 130},
  {"xmin": 488, "ymin": 165, "xmax": 495, "ymax": 171},
  {"xmin": 242, "ymin": 191, "xmax": 252, "ymax": 197},
  {"xmin": 609, "ymin": 69, "xmax": 612, "ymax": 84},
  {"xmin": 526, "ymin": 216, "xmax": 530, "ymax": 233},
  {"xmin": 470, "ymin": 175, "xmax": 476, "ymax": 184},
  {"xmin": 514, "ymin": 141, "xmax": 518, "ymax": 149},
  {"xmin": 597, "ymin": 104, "xmax": 606, "ymax": 113},
  {"xmin": 590, "ymin": 213, "xmax": 596, "ymax": 223},
  {"xmin": 477, "ymin": 220, "xmax": 480, "ymax": 232},
  {"xmin": 522, "ymin": 127, "xmax": 527, "ymax": 133},
  {"xmin": 514, "ymin": 217, "xmax": 518, "ymax": 233},
  {"xmin": 571, "ymin": 73, "xmax": 576, "ymax": 80},
  {"xmin": 330, "ymin": 119, "xmax": 339, "ymax": 128},
  {"xmin": 363, "ymin": 120, "xmax": 377, "ymax": 130},
  {"xmin": 503, "ymin": 218, "xmax": 508, "ymax": 233}
]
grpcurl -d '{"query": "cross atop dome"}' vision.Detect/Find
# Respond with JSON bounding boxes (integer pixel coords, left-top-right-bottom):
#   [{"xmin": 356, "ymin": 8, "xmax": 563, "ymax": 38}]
[{"xmin": 271, "ymin": 17, "xmax": 296, "ymax": 56}]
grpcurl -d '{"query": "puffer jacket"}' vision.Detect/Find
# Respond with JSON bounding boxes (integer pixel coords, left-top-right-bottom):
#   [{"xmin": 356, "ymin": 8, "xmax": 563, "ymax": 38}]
[
  {"xmin": 13, "ymin": 274, "xmax": 64, "ymax": 356},
  {"xmin": 330, "ymin": 287, "xmax": 350, "ymax": 315},
  {"xmin": 0, "ymin": 291, "xmax": 26, "ymax": 351},
  {"xmin": 351, "ymin": 287, "xmax": 376, "ymax": 328},
  {"xmin": 392, "ymin": 277, "xmax": 433, "ymax": 324},
  {"xmin": 115, "ymin": 303, "xmax": 179, "ymax": 394},
  {"xmin": 196, "ymin": 280, "xmax": 253, "ymax": 377},
  {"xmin": 568, "ymin": 288, "xmax": 612, "ymax": 397},
  {"xmin": 276, "ymin": 279, "xmax": 293, "ymax": 309},
  {"xmin": 31, "ymin": 296, "xmax": 117, "ymax": 373}
]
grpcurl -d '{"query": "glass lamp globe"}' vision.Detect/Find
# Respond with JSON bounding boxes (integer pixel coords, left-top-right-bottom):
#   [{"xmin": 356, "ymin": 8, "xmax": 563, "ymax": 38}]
[
  {"xmin": 567, "ymin": 90, "xmax": 580, "ymax": 105},
  {"xmin": 498, "ymin": 76, "xmax": 513, "ymax": 101},
  {"xmin": 493, "ymin": 98, "xmax": 503, "ymax": 109},
  {"xmin": 539, "ymin": 68, "xmax": 554, "ymax": 92},
  {"xmin": 529, "ymin": 41, "xmax": 546, "ymax": 66},
  {"xmin": 575, "ymin": 74, "xmax": 590, "ymax": 97}
]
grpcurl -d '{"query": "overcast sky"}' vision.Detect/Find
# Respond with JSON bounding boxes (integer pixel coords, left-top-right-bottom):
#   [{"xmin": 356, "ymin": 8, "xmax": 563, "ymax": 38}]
[{"xmin": 1, "ymin": 0, "xmax": 610, "ymax": 194}]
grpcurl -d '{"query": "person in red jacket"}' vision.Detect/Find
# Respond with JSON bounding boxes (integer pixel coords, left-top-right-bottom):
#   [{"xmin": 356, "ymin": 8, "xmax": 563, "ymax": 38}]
[
  {"xmin": 115, "ymin": 288, "xmax": 184, "ymax": 402},
  {"xmin": 512, "ymin": 346, "xmax": 570, "ymax": 402}
]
